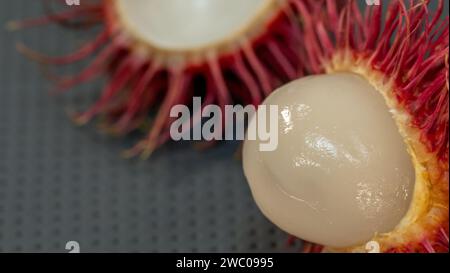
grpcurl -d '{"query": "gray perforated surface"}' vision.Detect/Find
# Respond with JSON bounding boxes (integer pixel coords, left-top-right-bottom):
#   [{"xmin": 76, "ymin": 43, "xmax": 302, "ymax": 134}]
[{"xmin": 0, "ymin": 1, "xmax": 299, "ymax": 253}]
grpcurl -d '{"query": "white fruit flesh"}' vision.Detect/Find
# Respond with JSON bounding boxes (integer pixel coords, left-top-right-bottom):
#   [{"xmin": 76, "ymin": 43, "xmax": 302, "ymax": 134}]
[
  {"xmin": 116, "ymin": 0, "xmax": 273, "ymax": 50},
  {"xmin": 243, "ymin": 73, "xmax": 415, "ymax": 248}
]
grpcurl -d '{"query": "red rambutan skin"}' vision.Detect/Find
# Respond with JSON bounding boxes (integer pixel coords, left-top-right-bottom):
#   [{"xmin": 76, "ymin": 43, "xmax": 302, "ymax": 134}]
[
  {"xmin": 12, "ymin": 0, "xmax": 317, "ymax": 157},
  {"xmin": 290, "ymin": 0, "xmax": 448, "ymax": 253}
]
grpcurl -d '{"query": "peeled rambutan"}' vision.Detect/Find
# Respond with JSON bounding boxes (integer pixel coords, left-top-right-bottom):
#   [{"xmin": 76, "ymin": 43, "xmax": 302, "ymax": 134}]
[
  {"xmin": 243, "ymin": 0, "xmax": 448, "ymax": 253},
  {"xmin": 10, "ymin": 0, "xmax": 317, "ymax": 157}
]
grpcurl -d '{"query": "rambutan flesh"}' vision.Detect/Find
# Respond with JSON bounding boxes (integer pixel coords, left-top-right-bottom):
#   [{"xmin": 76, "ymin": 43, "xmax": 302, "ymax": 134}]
[
  {"xmin": 243, "ymin": 0, "xmax": 448, "ymax": 253},
  {"xmin": 11, "ymin": 0, "xmax": 318, "ymax": 157}
]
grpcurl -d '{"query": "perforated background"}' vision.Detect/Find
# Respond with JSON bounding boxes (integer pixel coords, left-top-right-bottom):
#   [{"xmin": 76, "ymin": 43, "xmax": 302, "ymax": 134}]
[{"xmin": 0, "ymin": 0, "xmax": 300, "ymax": 253}]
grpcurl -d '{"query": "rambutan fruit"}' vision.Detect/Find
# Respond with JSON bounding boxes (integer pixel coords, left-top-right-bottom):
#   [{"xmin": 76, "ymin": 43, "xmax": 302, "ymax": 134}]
[
  {"xmin": 243, "ymin": 0, "xmax": 449, "ymax": 253},
  {"xmin": 10, "ymin": 0, "xmax": 316, "ymax": 157}
]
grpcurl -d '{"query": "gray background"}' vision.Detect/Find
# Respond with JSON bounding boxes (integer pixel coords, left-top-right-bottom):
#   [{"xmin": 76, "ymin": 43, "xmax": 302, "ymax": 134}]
[{"xmin": 0, "ymin": 0, "xmax": 447, "ymax": 253}]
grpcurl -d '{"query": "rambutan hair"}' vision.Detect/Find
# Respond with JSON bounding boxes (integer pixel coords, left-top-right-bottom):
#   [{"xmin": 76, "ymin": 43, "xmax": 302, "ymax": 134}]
[
  {"xmin": 290, "ymin": 0, "xmax": 448, "ymax": 253},
  {"xmin": 11, "ymin": 0, "xmax": 319, "ymax": 157}
]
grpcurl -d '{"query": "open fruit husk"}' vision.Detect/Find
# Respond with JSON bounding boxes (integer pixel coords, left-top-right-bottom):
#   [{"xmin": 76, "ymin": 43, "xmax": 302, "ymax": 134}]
[
  {"xmin": 10, "ymin": 0, "xmax": 323, "ymax": 157},
  {"xmin": 244, "ymin": 0, "xmax": 448, "ymax": 253}
]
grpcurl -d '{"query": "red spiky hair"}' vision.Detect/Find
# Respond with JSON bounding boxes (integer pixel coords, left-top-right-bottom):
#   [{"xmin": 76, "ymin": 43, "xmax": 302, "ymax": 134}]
[
  {"xmin": 11, "ymin": 0, "xmax": 318, "ymax": 157},
  {"xmin": 288, "ymin": 0, "xmax": 448, "ymax": 253}
]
